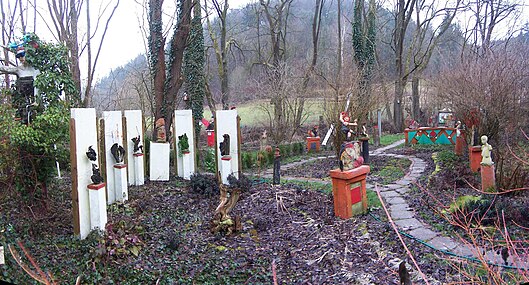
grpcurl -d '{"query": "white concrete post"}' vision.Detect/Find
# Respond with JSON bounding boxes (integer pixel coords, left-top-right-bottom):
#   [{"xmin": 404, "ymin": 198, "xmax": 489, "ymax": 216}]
[
  {"xmin": 124, "ymin": 110, "xmax": 144, "ymax": 186},
  {"xmin": 88, "ymin": 183, "xmax": 108, "ymax": 231},
  {"xmin": 133, "ymin": 153, "xmax": 145, "ymax": 185},
  {"xmin": 149, "ymin": 141, "xmax": 170, "ymax": 181},
  {"xmin": 174, "ymin": 110, "xmax": 196, "ymax": 179},
  {"xmin": 221, "ymin": 156, "xmax": 232, "ymax": 184},
  {"xmin": 114, "ymin": 164, "xmax": 128, "ymax": 202},
  {"xmin": 102, "ymin": 111, "xmax": 124, "ymax": 204},
  {"xmin": 216, "ymin": 110, "xmax": 240, "ymax": 183}
]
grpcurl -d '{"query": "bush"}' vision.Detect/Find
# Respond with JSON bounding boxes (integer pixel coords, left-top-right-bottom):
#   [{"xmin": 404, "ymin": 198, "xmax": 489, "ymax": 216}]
[
  {"xmin": 202, "ymin": 148, "xmax": 216, "ymax": 173},
  {"xmin": 189, "ymin": 173, "xmax": 218, "ymax": 197}
]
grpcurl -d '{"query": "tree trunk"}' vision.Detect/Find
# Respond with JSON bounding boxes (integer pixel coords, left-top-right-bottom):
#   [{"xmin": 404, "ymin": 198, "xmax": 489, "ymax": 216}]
[
  {"xmin": 393, "ymin": 79, "xmax": 405, "ymax": 131},
  {"xmin": 69, "ymin": 0, "xmax": 81, "ymax": 104},
  {"xmin": 411, "ymin": 76, "xmax": 419, "ymax": 121}
]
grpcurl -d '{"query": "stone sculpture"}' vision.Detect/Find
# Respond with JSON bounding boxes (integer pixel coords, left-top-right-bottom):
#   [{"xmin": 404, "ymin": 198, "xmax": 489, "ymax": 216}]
[
  {"xmin": 219, "ymin": 134, "xmax": 230, "ymax": 156},
  {"xmin": 131, "ymin": 135, "xmax": 143, "ymax": 154},
  {"xmin": 110, "ymin": 143, "xmax": 126, "ymax": 164},
  {"xmin": 91, "ymin": 164, "xmax": 104, "ymax": 184},
  {"xmin": 339, "ymin": 141, "xmax": 364, "ymax": 171},
  {"xmin": 155, "ymin": 118, "xmax": 166, "ymax": 142},
  {"xmin": 86, "ymin": 146, "xmax": 97, "ymax": 161},
  {"xmin": 480, "ymin": 135, "xmax": 493, "ymax": 165}
]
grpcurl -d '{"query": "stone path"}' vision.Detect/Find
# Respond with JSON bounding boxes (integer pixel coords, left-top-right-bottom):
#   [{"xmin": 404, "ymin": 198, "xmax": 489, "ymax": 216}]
[{"xmin": 273, "ymin": 139, "xmax": 529, "ymax": 270}]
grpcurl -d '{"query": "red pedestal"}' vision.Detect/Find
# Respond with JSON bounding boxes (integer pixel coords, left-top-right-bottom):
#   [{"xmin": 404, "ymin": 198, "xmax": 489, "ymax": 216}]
[
  {"xmin": 481, "ymin": 164, "xmax": 496, "ymax": 192},
  {"xmin": 469, "ymin": 146, "xmax": 482, "ymax": 173},
  {"xmin": 87, "ymin": 183, "xmax": 106, "ymax": 190},
  {"xmin": 207, "ymin": 130, "xmax": 215, "ymax": 147},
  {"xmin": 306, "ymin": 137, "xmax": 321, "ymax": 152},
  {"xmin": 329, "ymin": 165, "xmax": 370, "ymax": 219},
  {"xmin": 455, "ymin": 136, "xmax": 466, "ymax": 156}
]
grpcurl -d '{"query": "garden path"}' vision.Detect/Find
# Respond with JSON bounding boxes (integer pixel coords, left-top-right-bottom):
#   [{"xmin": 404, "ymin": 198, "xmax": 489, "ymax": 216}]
[{"xmin": 270, "ymin": 139, "xmax": 529, "ymax": 271}]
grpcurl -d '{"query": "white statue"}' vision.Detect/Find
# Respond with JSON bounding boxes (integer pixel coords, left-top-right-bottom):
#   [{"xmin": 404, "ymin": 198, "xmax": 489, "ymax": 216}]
[{"xmin": 480, "ymin": 135, "xmax": 493, "ymax": 166}]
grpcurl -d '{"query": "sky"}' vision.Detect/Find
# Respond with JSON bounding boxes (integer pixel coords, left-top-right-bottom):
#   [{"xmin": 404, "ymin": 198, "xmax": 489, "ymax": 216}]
[
  {"xmin": 3, "ymin": 0, "xmax": 528, "ymax": 83},
  {"xmin": 3, "ymin": 0, "xmax": 253, "ymax": 81}
]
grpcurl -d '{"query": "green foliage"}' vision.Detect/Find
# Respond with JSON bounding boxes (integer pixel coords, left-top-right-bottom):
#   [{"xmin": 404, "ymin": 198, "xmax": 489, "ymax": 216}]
[
  {"xmin": 202, "ymin": 147, "xmax": 216, "ymax": 172},
  {"xmin": 91, "ymin": 220, "xmax": 144, "ymax": 264},
  {"xmin": 177, "ymin": 133, "xmax": 190, "ymax": 156},
  {"xmin": 436, "ymin": 149, "xmax": 459, "ymax": 168},
  {"xmin": 366, "ymin": 189, "xmax": 382, "ymax": 209},
  {"xmin": 183, "ymin": 5, "xmax": 206, "ymax": 145},
  {"xmin": 189, "ymin": 173, "xmax": 219, "ymax": 197},
  {"xmin": 446, "ymin": 195, "xmax": 483, "ymax": 214},
  {"xmin": 227, "ymin": 173, "xmax": 251, "ymax": 192},
  {"xmin": 17, "ymin": 33, "xmax": 78, "ymax": 105}
]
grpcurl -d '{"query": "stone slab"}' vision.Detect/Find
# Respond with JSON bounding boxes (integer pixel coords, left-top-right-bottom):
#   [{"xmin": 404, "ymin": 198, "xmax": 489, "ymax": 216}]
[
  {"xmin": 429, "ymin": 236, "xmax": 458, "ymax": 251},
  {"xmin": 407, "ymin": 227, "xmax": 438, "ymax": 242},
  {"xmin": 391, "ymin": 210, "xmax": 415, "ymax": 220},
  {"xmin": 394, "ymin": 218, "xmax": 423, "ymax": 231},
  {"xmin": 149, "ymin": 142, "xmax": 170, "ymax": 181},
  {"xmin": 452, "ymin": 244, "xmax": 476, "ymax": 257},
  {"xmin": 395, "ymin": 187, "xmax": 411, "ymax": 194},
  {"xmin": 389, "ymin": 203, "xmax": 411, "ymax": 212},
  {"xmin": 386, "ymin": 184, "xmax": 402, "ymax": 189},
  {"xmin": 380, "ymin": 190, "xmax": 400, "ymax": 198},
  {"xmin": 386, "ymin": 196, "xmax": 406, "ymax": 205}
]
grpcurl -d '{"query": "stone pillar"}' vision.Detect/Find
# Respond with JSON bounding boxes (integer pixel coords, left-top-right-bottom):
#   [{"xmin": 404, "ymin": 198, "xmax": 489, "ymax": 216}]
[
  {"xmin": 469, "ymin": 146, "xmax": 482, "ymax": 173},
  {"xmin": 221, "ymin": 156, "xmax": 232, "ymax": 184},
  {"xmin": 216, "ymin": 110, "xmax": 240, "ymax": 180},
  {"xmin": 149, "ymin": 142, "xmax": 170, "ymax": 181},
  {"xmin": 273, "ymin": 147, "xmax": 281, "ymax": 185},
  {"xmin": 306, "ymin": 137, "xmax": 321, "ymax": 152},
  {"xmin": 182, "ymin": 151, "xmax": 192, "ymax": 180},
  {"xmin": 481, "ymin": 164, "xmax": 496, "ymax": 192},
  {"xmin": 88, "ymin": 183, "xmax": 107, "ymax": 231},
  {"xmin": 133, "ymin": 153, "xmax": 145, "ymax": 185},
  {"xmin": 359, "ymin": 137, "xmax": 369, "ymax": 164},
  {"xmin": 329, "ymin": 165, "xmax": 370, "ymax": 219},
  {"xmin": 113, "ymin": 164, "xmax": 128, "ymax": 202}
]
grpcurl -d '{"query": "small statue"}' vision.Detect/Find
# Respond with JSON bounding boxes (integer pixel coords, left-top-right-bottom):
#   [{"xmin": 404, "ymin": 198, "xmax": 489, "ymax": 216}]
[
  {"xmin": 132, "ymin": 135, "xmax": 143, "ymax": 153},
  {"xmin": 219, "ymin": 134, "xmax": 230, "ymax": 156},
  {"xmin": 481, "ymin": 135, "xmax": 493, "ymax": 165},
  {"xmin": 178, "ymin": 133, "xmax": 189, "ymax": 154},
  {"xmin": 86, "ymin": 146, "xmax": 97, "ymax": 161},
  {"xmin": 91, "ymin": 164, "xmax": 104, "ymax": 184},
  {"xmin": 340, "ymin": 112, "xmax": 357, "ymax": 141},
  {"xmin": 307, "ymin": 125, "xmax": 319, "ymax": 137},
  {"xmin": 455, "ymin": 121, "xmax": 462, "ymax": 137},
  {"xmin": 110, "ymin": 143, "xmax": 126, "ymax": 164},
  {"xmin": 339, "ymin": 141, "xmax": 364, "ymax": 171},
  {"xmin": 155, "ymin": 118, "xmax": 166, "ymax": 142}
]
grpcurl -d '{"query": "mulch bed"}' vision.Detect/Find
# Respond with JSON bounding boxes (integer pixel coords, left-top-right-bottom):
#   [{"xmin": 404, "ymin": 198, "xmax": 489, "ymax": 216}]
[{"xmin": 1, "ymin": 153, "xmax": 463, "ymax": 284}]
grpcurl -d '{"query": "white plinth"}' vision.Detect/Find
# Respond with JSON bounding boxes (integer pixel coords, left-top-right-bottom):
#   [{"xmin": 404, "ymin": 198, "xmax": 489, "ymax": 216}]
[
  {"xmin": 182, "ymin": 152, "xmax": 192, "ymax": 180},
  {"xmin": 221, "ymin": 156, "xmax": 232, "ymax": 184},
  {"xmin": 174, "ymin": 110, "xmax": 196, "ymax": 178},
  {"xmin": 133, "ymin": 153, "xmax": 145, "ymax": 185},
  {"xmin": 102, "ymin": 111, "xmax": 123, "ymax": 205},
  {"xmin": 0, "ymin": 246, "xmax": 4, "ymax": 265},
  {"xmin": 114, "ymin": 164, "xmax": 128, "ymax": 202},
  {"xmin": 149, "ymin": 142, "xmax": 170, "ymax": 181},
  {"xmin": 88, "ymin": 183, "xmax": 108, "ymax": 232}
]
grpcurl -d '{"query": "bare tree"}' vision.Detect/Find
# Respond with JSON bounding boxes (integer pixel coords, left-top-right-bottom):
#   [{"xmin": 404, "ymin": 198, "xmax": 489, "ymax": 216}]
[
  {"xmin": 148, "ymin": 0, "xmax": 192, "ymax": 139},
  {"xmin": 43, "ymin": 0, "xmax": 120, "ymax": 106}
]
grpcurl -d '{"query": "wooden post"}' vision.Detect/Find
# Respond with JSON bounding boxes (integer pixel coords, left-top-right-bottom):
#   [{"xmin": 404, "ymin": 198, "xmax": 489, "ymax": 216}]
[{"xmin": 69, "ymin": 118, "xmax": 80, "ymax": 236}]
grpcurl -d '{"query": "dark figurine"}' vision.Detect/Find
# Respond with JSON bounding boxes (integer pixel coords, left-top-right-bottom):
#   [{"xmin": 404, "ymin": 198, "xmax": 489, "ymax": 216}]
[
  {"xmin": 91, "ymin": 164, "xmax": 104, "ymax": 184},
  {"xmin": 219, "ymin": 134, "xmax": 230, "ymax": 156},
  {"xmin": 86, "ymin": 146, "xmax": 97, "ymax": 161},
  {"xmin": 111, "ymin": 143, "xmax": 126, "ymax": 164},
  {"xmin": 131, "ymin": 135, "xmax": 143, "ymax": 153}
]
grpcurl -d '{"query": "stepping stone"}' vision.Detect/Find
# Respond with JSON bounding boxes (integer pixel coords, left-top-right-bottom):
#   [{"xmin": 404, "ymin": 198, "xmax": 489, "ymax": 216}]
[
  {"xmin": 391, "ymin": 210, "xmax": 415, "ymax": 220},
  {"xmin": 389, "ymin": 203, "xmax": 411, "ymax": 212},
  {"xmin": 393, "ymin": 155, "xmax": 405, "ymax": 158},
  {"xmin": 386, "ymin": 184, "xmax": 402, "ymax": 189},
  {"xmin": 452, "ymin": 244, "xmax": 476, "ymax": 257},
  {"xmin": 394, "ymin": 218, "xmax": 423, "ymax": 231},
  {"xmin": 394, "ymin": 187, "xmax": 411, "ymax": 194},
  {"xmin": 407, "ymin": 227, "xmax": 438, "ymax": 242},
  {"xmin": 396, "ymin": 179, "xmax": 413, "ymax": 186},
  {"xmin": 386, "ymin": 197, "xmax": 406, "ymax": 205},
  {"xmin": 429, "ymin": 236, "xmax": 458, "ymax": 251},
  {"xmin": 380, "ymin": 190, "xmax": 400, "ymax": 198}
]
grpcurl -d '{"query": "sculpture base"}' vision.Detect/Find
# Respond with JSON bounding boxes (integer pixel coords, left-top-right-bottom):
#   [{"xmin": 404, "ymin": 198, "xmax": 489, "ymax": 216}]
[
  {"xmin": 306, "ymin": 137, "xmax": 321, "ymax": 152},
  {"xmin": 455, "ymin": 136, "xmax": 466, "ymax": 156},
  {"xmin": 133, "ymin": 153, "xmax": 145, "ymax": 186},
  {"xmin": 87, "ymin": 183, "xmax": 107, "ymax": 233},
  {"xmin": 481, "ymin": 164, "xmax": 496, "ymax": 192},
  {"xmin": 469, "ymin": 146, "xmax": 481, "ymax": 173},
  {"xmin": 182, "ymin": 152, "xmax": 192, "ymax": 180},
  {"xmin": 329, "ymin": 165, "xmax": 370, "ymax": 219},
  {"xmin": 149, "ymin": 142, "xmax": 170, "ymax": 181},
  {"xmin": 113, "ymin": 164, "xmax": 128, "ymax": 202},
  {"xmin": 221, "ymin": 156, "xmax": 232, "ymax": 184}
]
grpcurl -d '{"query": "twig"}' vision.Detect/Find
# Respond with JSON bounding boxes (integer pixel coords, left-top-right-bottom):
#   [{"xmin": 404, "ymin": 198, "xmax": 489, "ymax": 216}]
[
  {"xmin": 272, "ymin": 259, "xmax": 278, "ymax": 285},
  {"xmin": 307, "ymin": 249, "xmax": 331, "ymax": 265},
  {"xmin": 375, "ymin": 186, "xmax": 431, "ymax": 285}
]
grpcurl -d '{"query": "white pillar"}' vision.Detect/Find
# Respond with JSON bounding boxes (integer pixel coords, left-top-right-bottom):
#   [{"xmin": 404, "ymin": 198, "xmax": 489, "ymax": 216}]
[
  {"xmin": 88, "ymin": 183, "xmax": 108, "ymax": 232},
  {"xmin": 149, "ymin": 142, "xmax": 170, "ymax": 181},
  {"xmin": 102, "ymin": 111, "xmax": 124, "ymax": 205},
  {"xmin": 216, "ymin": 110, "xmax": 239, "ymax": 181},
  {"xmin": 221, "ymin": 156, "xmax": 232, "ymax": 184},
  {"xmin": 114, "ymin": 164, "xmax": 128, "ymax": 202},
  {"xmin": 124, "ymin": 110, "xmax": 144, "ymax": 185},
  {"xmin": 174, "ymin": 110, "xmax": 196, "ymax": 178},
  {"xmin": 133, "ymin": 153, "xmax": 145, "ymax": 185},
  {"xmin": 182, "ymin": 151, "xmax": 192, "ymax": 180}
]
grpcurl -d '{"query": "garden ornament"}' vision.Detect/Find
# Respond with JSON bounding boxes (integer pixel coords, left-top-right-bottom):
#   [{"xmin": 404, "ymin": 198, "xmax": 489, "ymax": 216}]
[
  {"xmin": 131, "ymin": 135, "xmax": 143, "ymax": 153},
  {"xmin": 86, "ymin": 146, "xmax": 97, "ymax": 161},
  {"xmin": 340, "ymin": 112, "xmax": 357, "ymax": 141},
  {"xmin": 91, "ymin": 164, "xmax": 104, "ymax": 184},
  {"xmin": 480, "ymin": 135, "xmax": 493, "ymax": 165},
  {"xmin": 219, "ymin": 134, "xmax": 230, "ymax": 156},
  {"xmin": 110, "ymin": 143, "xmax": 126, "ymax": 164}
]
